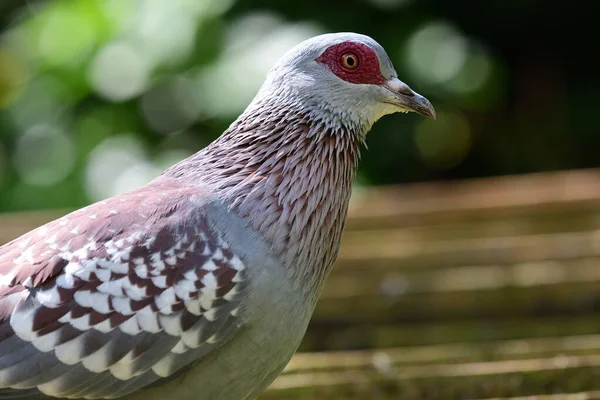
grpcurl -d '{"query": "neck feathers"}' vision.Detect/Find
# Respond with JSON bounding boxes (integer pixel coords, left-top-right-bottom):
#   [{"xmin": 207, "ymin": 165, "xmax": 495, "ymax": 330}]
[{"xmin": 165, "ymin": 101, "xmax": 364, "ymax": 293}]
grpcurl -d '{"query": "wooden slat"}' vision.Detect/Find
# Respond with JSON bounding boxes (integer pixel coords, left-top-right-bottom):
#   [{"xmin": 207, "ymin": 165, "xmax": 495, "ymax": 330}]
[
  {"xmin": 287, "ymin": 334, "xmax": 600, "ymax": 373},
  {"xmin": 262, "ymin": 352, "xmax": 600, "ymax": 399},
  {"xmin": 336, "ymin": 230, "xmax": 600, "ymax": 271},
  {"xmin": 325, "ymin": 257, "xmax": 600, "ymax": 299},
  {"xmin": 347, "ymin": 169, "xmax": 600, "ymax": 229},
  {"xmin": 478, "ymin": 393, "xmax": 600, "ymax": 400},
  {"xmin": 312, "ymin": 258, "xmax": 600, "ymax": 326},
  {"xmin": 3, "ymin": 169, "xmax": 600, "ymax": 399},
  {"xmin": 301, "ymin": 313, "xmax": 600, "ymax": 351}
]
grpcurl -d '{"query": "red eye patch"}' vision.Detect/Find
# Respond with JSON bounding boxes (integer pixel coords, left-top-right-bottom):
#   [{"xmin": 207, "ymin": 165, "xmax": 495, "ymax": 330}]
[{"xmin": 316, "ymin": 41, "xmax": 386, "ymax": 85}]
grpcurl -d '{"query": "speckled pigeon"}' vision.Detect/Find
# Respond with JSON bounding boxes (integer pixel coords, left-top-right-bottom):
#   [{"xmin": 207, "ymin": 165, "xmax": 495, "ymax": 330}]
[{"xmin": 0, "ymin": 33, "xmax": 434, "ymax": 400}]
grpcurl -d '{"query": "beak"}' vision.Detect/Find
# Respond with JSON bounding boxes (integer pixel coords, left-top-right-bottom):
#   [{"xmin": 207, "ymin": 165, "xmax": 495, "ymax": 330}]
[{"xmin": 383, "ymin": 78, "xmax": 436, "ymax": 119}]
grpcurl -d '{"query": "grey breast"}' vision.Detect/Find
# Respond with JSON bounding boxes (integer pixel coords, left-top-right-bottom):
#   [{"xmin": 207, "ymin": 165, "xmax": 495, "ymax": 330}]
[{"xmin": 123, "ymin": 199, "xmax": 312, "ymax": 400}]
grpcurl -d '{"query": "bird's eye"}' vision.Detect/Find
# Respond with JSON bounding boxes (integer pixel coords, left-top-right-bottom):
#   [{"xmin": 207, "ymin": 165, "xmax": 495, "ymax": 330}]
[{"xmin": 340, "ymin": 53, "xmax": 359, "ymax": 70}]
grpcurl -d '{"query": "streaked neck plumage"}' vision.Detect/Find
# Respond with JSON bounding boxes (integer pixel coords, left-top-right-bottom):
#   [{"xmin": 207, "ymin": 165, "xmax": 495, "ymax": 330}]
[{"xmin": 164, "ymin": 85, "xmax": 367, "ymax": 295}]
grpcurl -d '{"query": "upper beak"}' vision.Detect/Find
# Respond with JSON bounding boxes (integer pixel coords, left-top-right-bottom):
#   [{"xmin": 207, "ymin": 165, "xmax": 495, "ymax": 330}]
[{"xmin": 383, "ymin": 78, "xmax": 436, "ymax": 119}]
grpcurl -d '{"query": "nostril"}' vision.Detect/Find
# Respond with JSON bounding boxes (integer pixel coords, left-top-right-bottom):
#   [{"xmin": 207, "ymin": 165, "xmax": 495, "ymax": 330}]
[
  {"xmin": 384, "ymin": 79, "xmax": 416, "ymax": 97},
  {"xmin": 399, "ymin": 87, "xmax": 414, "ymax": 96}
]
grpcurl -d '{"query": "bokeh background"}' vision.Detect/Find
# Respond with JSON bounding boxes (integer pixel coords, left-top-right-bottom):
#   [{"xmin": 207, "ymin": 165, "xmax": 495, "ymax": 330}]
[
  {"xmin": 2, "ymin": 1, "xmax": 600, "ymax": 399},
  {"xmin": 0, "ymin": 0, "xmax": 597, "ymax": 211}
]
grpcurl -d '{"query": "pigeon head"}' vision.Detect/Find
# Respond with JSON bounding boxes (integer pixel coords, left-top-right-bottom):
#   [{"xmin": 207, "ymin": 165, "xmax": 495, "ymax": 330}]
[
  {"xmin": 165, "ymin": 33, "xmax": 436, "ymax": 287},
  {"xmin": 252, "ymin": 32, "xmax": 435, "ymax": 131}
]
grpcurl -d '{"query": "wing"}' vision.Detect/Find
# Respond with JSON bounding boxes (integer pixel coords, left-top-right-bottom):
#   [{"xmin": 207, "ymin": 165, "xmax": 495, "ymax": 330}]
[{"xmin": 0, "ymin": 180, "xmax": 248, "ymax": 399}]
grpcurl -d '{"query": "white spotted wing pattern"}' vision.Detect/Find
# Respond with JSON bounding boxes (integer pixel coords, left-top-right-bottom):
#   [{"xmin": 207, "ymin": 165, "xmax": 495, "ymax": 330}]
[{"xmin": 0, "ymin": 180, "xmax": 248, "ymax": 399}]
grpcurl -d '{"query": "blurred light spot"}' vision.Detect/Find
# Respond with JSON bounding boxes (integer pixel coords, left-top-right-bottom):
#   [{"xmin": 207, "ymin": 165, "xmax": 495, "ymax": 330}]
[
  {"xmin": 379, "ymin": 273, "xmax": 410, "ymax": 299},
  {"xmin": 197, "ymin": 13, "xmax": 323, "ymax": 118},
  {"xmin": 130, "ymin": 1, "xmax": 197, "ymax": 67},
  {"xmin": 14, "ymin": 124, "xmax": 75, "ymax": 187},
  {"xmin": 405, "ymin": 22, "xmax": 468, "ymax": 85},
  {"xmin": 140, "ymin": 76, "xmax": 200, "ymax": 134},
  {"xmin": 85, "ymin": 135, "xmax": 150, "ymax": 201},
  {"xmin": 9, "ymin": 76, "xmax": 67, "ymax": 130},
  {"xmin": 446, "ymin": 46, "xmax": 492, "ymax": 94},
  {"xmin": 89, "ymin": 41, "xmax": 149, "ymax": 101},
  {"xmin": 365, "ymin": 0, "xmax": 412, "ymax": 9},
  {"xmin": 36, "ymin": 4, "xmax": 96, "ymax": 67},
  {"xmin": 415, "ymin": 110, "xmax": 471, "ymax": 169},
  {"xmin": 113, "ymin": 162, "xmax": 161, "ymax": 198},
  {"xmin": 372, "ymin": 352, "xmax": 395, "ymax": 377},
  {"xmin": 154, "ymin": 149, "xmax": 194, "ymax": 171},
  {"xmin": 119, "ymin": 0, "xmax": 233, "ymax": 69},
  {"xmin": 100, "ymin": 0, "xmax": 134, "ymax": 25},
  {"xmin": 191, "ymin": 0, "xmax": 236, "ymax": 17},
  {"xmin": 226, "ymin": 13, "xmax": 283, "ymax": 54},
  {"xmin": 513, "ymin": 262, "xmax": 565, "ymax": 287},
  {"xmin": 0, "ymin": 48, "xmax": 27, "ymax": 109}
]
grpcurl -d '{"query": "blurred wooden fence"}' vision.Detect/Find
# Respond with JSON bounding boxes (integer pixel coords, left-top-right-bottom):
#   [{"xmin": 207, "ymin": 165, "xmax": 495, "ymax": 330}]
[{"xmin": 2, "ymin": 169, "xmax": 600, "ymax": 399}]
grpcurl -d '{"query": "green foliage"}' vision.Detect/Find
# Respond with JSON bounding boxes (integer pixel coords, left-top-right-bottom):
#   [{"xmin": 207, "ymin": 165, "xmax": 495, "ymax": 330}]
[{"xmin": 0, "ymin": 0, "xmax": 597, "ymax": 211}]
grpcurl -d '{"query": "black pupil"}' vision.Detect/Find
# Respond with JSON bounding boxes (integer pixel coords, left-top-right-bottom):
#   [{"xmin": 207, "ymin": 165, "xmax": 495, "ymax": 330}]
[{"xmin": 346, "ymin": 56, "xmax": 355, "ymax": 66}]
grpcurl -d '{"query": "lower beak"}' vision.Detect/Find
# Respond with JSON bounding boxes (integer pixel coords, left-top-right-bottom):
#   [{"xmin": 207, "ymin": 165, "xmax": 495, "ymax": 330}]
[{"xmin": 384, "ymin": 78, "xmax": 436, "ymax": 119}]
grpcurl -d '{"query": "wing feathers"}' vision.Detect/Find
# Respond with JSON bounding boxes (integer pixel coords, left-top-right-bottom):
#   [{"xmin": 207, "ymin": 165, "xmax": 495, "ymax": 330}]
[{"xmin": 0, "ymin": 182, "xmax": 248, "ymax": 398}]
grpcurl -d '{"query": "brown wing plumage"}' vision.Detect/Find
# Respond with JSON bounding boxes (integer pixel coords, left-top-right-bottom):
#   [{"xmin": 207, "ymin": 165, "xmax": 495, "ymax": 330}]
[{"xmin": 0, "ymin": 180, "xmax": 247, "ymax": 399}]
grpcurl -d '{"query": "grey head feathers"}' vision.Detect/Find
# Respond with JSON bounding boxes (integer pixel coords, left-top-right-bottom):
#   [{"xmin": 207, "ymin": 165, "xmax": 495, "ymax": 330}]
[
  {"xmin": 163, "ymin": 32, "xmax": 433, "ymax": 291},
  {"xmin": 246, "ymin": 32, "xmax": 402, "ymax": 132},
  {"xmin": 267, "ymin": 32, "xmax": 398, "ymax": 82}
]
